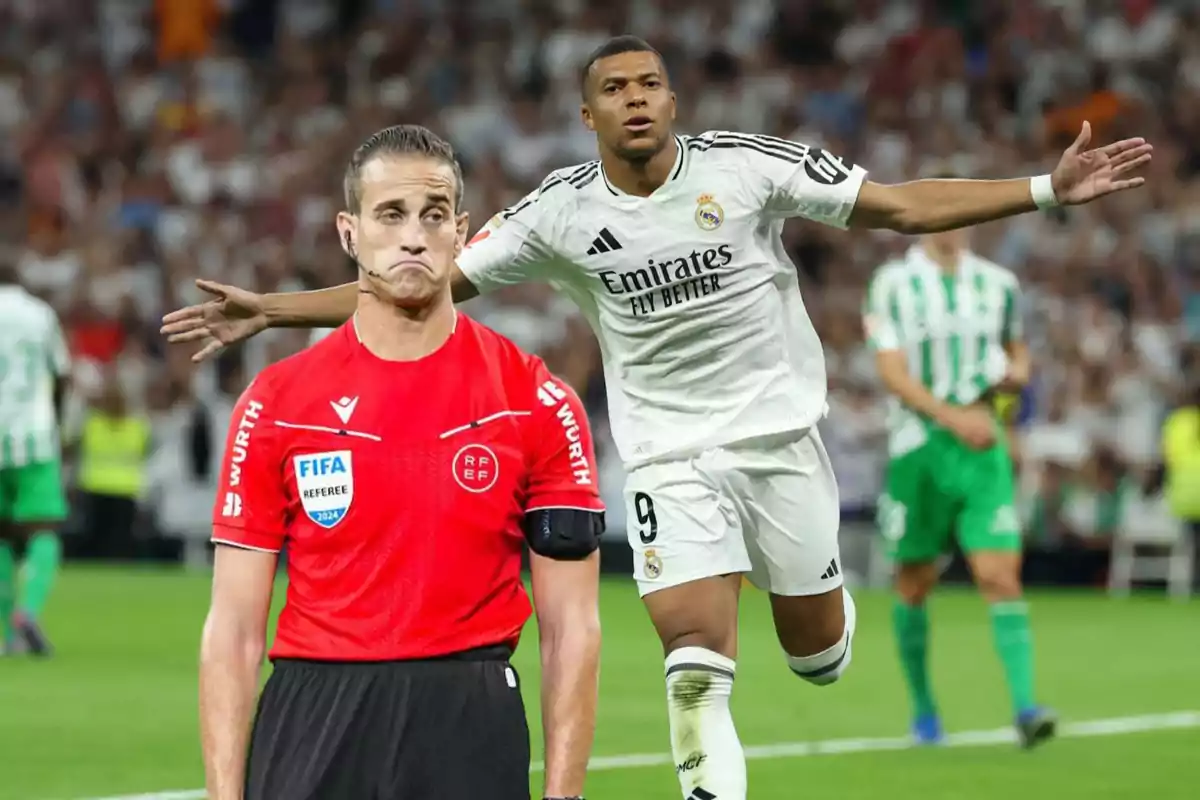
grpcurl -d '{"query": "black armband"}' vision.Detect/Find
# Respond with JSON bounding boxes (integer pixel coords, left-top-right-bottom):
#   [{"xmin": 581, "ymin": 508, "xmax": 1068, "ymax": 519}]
[{"xmin": 522, "ymin": 507, "xmax": 604, "ymax": 560}]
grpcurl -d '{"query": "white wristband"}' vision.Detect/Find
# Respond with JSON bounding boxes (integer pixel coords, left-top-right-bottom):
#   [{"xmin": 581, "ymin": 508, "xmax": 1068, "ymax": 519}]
[{"xmin": 1030, "ymin": 174, "xmax": 1059, "ymax": 210}]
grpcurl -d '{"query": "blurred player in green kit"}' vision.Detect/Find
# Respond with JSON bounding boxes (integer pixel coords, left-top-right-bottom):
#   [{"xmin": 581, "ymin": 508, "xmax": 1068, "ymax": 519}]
[
  {"xmin": 0, "ymin": 258, "xmax": 71, "ymax": 656},
  {"xmin": 864, "ymin": 212, "xmax": 1056, "ymax": 749}
]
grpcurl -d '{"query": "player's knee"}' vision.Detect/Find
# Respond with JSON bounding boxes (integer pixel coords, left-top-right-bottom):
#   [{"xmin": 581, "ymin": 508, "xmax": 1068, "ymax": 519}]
[
  {"xmin": 646, "ymin": 577, "xmax": 741, "ymax": 660},
  {"xmin": 895, "ymin": 563, "xmax": 938, "ymax": 605},
  {"xmin": 785, "ymin": 588, "xmax": 856, "ymax": 687},
  {"xmin": 662, "ymin": 628, "xmax": 737, "ymax": 660},
  {"xmin": 896, "ymin": 581, "xmax": 932, "ymax": 606},
  {"xmin": 972, "ymin": 561, "xmax": 1023, "ymax": 602},
  {"xmin": 977, "ymin": 574, "xmax": 1023, "ymax": 603}
]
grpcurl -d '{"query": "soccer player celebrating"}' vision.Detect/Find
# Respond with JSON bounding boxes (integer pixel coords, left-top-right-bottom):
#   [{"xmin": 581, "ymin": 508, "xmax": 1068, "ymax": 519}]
[
  {"xmin": 168, "ymin": 38, "xmax": 1151, "ymax": 800},
  {"xmin": 0, "ymin": 258, "xmax": 70, "ymax": 657},
  {"xmin": 199, "ymin": 126, "xmax": 604, "ymax": 800},
  {"xmin": 863, "ymin": 212, "xmax": 1051, "ymax": 748}
]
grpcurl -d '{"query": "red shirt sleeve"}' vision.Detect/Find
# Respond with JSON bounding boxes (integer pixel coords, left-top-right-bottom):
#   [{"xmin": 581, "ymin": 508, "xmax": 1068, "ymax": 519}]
[
  {"xmin": 525, "ymin": 363, "xmax": 605, "ymax": 513},
  {"xmin": 211, "ymin": 377, "xmax": 288, "ymax": 553}
]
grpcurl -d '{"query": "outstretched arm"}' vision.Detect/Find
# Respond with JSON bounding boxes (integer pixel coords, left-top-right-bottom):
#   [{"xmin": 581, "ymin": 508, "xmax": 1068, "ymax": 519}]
[
  {"xmin": 261, "ymin": 266, "xmax": 480, "ymax": 328},
  {"xmin": 162, "ymin": 181, "xmax": 552, "ymax": 361},
  {"xmin": 261, "ymin": 282, "xmax": 357, "ymax": 328},
  {"xmin": 851, "ymin": 178, "xmax": 1045, "ymax": 234},
  {"xmin": 161, "ymin": 266, "xmax": 482, "ymax": 361},
  {"xmin": 849, "ymin": 122, "xmax": 1151, "ymax": 234}
]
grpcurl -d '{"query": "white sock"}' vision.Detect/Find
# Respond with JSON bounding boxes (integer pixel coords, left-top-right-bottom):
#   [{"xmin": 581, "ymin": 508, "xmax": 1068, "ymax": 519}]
[
  {"xmin": 664, "ymin": 646, "xmax": 747, "ymax": 800},
  {"xmin": 786, "ymin": 587, "xmax": 857, "ymax": 686}
]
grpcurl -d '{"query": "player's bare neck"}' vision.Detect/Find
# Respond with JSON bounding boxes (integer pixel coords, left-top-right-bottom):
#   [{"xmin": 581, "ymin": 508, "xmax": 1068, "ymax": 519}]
[
  {"xmin": 922, "ymin": 242, "xmax": 961, "ymax": 276},
  {"xmin": 602, "ymin": 137, "xmax": 679, "ymax": 197},
  {"xmin": 354, "ymin": 293, "xmax": 456, "ymax": 363}
]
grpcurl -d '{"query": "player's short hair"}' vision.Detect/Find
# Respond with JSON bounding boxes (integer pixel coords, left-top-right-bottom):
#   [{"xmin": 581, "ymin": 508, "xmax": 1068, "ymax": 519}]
[
  {"xmin": 343, "ymin": 125, "xmax": 464, "ymax": 214},
  {"xmin": 580, "ymin": 35, "xmax": 667, "ymax": 100}
]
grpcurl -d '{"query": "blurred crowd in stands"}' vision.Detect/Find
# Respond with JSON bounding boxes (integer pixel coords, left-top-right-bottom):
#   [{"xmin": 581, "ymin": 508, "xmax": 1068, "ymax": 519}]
[{"xmin": 4, "ymin": 0, "xmax": 1198, "ymax": 572}]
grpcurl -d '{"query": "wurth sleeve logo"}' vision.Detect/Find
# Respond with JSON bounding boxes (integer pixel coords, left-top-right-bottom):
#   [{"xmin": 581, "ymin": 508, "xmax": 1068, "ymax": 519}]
[
  {"xmin": 537, "ymin": 380, "xmax": 567, "ymax": 407},
  {"xmin": 221, "ymin": 492, "xmax": 242, "ymax": 517},
  {"xmin": 537, "ymin": 379, "xmax": 591, "ymax": 485},
  {"xmin": 228, "ymin": 400, "xmax": 264, "ymax": 487},
  {"xmin": 555, "ymin": 403, "xmax": 592, "ymax": 486}
]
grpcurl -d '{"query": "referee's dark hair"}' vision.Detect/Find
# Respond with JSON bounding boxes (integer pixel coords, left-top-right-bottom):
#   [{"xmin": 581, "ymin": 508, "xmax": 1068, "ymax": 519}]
[
  {"xmin": 343, "ymin": 125, "xmax": 465, "ymax": 214},
  {"xmin": 580, "ymin": 35, "xmax": 668, "ymax": 100}
]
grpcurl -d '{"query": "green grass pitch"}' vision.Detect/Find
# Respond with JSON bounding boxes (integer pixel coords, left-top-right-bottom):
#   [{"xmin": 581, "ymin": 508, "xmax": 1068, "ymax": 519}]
[{"xmin": 1, "ymin": 567, "xmax": 1197, "ymax": 799}]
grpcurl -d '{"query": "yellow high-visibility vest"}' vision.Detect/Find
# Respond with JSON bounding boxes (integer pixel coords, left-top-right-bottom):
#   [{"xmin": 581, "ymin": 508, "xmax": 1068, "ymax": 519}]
[
  {"xmin": 1163, "ymin": 407, "xmax": 1200, "ymax": 521},
  {"xmin": 78, "ymin": 412, "xmax": 151, "ymax": 498}
]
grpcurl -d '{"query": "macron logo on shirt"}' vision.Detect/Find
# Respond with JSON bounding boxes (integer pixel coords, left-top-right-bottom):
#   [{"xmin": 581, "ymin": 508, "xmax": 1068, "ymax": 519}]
[{"xmin": 330, "ymin": 396, "xmax": 359, "ymax": 424}]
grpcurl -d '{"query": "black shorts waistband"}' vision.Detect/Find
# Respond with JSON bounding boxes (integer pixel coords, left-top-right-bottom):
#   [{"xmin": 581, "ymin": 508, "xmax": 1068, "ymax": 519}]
[{"xmin": 271, "ymin": 643, "xmax": 513, "ymax": 669}]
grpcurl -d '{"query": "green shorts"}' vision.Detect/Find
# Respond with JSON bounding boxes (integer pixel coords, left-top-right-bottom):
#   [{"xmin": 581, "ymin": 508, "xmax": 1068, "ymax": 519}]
[
  {"xmin": 877, "ymin": 428, "xmax": 1020, "ymax": 563},
  {"xmin": 0, "ymin": 460, "xmax": 68, "ymax": 524}
]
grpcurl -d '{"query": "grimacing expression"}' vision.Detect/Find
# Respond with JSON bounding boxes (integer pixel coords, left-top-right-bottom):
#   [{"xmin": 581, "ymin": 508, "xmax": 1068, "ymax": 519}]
[
  {"xmin": 337, "ymin": 155, "xmax": 469, "ymax": 308},
  {"xmin": 582, "ymin": 50, "xmax": 676, "ymax": 161}
]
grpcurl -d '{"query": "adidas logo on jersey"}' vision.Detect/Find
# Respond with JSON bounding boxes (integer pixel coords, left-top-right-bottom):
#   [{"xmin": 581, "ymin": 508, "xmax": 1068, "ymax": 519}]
[
  {"xmin": 586, "ymin": 227, "xmax": 623, "ymax": 255},
  {"xmin": 687, "ymin": 788, "xmax": 717, "ymax": 800},
  {"xmin": 820, "ymin": 559, "xmax": 840, "ymax": 580}
]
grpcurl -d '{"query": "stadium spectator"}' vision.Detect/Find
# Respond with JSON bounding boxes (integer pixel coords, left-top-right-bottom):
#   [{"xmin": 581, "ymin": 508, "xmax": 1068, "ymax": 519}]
[
  {"xmin": 1163, "ymin": 382, "xmax": 1200, "ymax": 555},
  {"xmin": 143, "ymin": 358, "xmax": 245, "ymax": 569},
  {"xmin": 74, "ymin": 371, "xmax": 151, "ymax": 560}
]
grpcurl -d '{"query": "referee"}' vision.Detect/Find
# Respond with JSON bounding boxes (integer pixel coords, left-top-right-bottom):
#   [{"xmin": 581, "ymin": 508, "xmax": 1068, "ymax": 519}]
[{"xmin": 197, "ymin": 126, "xmax": 604, "ymax": 800}]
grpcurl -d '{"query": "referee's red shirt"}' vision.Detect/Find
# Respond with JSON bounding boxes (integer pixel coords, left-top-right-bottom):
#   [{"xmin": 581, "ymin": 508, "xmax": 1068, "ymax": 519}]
[{"xmin": 210, "ymin": 315, "xmax": 604, "ymax": 661}]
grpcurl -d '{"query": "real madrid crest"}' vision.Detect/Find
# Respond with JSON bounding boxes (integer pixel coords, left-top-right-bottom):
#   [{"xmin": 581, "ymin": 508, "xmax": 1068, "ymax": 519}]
[
  {"xmin": 643, "ymin": 548, "xmax": 663, "ymax": 579},
  {"xmin": 694, "ymin": 194, "xmax": 724, "ymax": 231}
]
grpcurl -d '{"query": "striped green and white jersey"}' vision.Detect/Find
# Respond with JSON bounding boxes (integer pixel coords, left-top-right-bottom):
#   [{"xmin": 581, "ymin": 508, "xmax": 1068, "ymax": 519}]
[
  {"xmin": 863, "ymin": 245, "xmax": 1022, "ymax": 457},
  {"xmin": 0, "ymin": 286, "xmax": 71, "ymax": 467}
]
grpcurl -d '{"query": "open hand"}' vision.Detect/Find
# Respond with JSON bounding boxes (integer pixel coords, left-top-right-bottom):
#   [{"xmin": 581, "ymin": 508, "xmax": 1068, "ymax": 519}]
[
  {"xmin": 159, "ymin": 279, "xmax": 268, "ymax": 363},
  {"xmin": 1050, "ymin": 121, "xmax": 1153, "ymax": 205}
]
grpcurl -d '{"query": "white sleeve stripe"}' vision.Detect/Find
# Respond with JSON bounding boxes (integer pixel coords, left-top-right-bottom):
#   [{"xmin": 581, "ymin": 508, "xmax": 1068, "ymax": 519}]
[
  {"xmin": 689, "ymin": 136, "xmax": 806, "ymax": 165},
  {"xmin": 714, "ymin": 131, "xmax": 809, "ymax": 159},
  {"xmin": 501, "ymin": 163, "xmax": 599, "ymax": 221},
  {"xmin": 565, "ymin": 161, "xmax": 600, "ymax": 186},
  {"xmin": 211, "ymin": 538, "xmax": 282, "ymax": 554}
]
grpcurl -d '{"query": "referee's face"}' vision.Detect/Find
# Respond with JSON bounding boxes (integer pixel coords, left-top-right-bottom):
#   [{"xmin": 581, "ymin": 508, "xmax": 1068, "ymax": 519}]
[
  {"xmin": 582, "ymin": 51, "xmax": 676, "ymax": 162},
  {"xmin": 340, "ymin": 155, "xmax": 469, "ymax": 309}
]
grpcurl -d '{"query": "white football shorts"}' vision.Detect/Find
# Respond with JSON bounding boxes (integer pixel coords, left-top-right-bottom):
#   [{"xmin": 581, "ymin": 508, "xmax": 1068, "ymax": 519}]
[{"xmin": 624, "ymin": 428, "xmax": 843, "ymax": 597}]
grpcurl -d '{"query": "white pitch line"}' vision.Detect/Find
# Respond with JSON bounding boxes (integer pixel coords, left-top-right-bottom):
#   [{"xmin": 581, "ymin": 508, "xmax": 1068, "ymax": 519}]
[{"xmin": 75, "ymin": 711, "xmax": 1200, "ymax": 800}]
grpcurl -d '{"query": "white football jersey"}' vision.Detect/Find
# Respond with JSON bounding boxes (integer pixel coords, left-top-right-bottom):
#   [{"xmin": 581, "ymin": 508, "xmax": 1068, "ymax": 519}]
[
  {"xmin": 0, "ymin": 285, "xmax": 71, "ymax": 467},
  {"xmin": 459, "ymin": 132, "xmax": 867, "ymax": 468}
]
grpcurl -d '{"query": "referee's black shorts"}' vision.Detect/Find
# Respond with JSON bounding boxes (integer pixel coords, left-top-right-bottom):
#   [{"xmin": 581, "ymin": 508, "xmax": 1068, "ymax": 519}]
[{"xmin": 245, "ymin": 645, "xmax": 531, "ymax": 800}]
